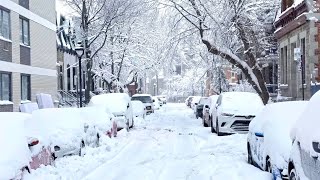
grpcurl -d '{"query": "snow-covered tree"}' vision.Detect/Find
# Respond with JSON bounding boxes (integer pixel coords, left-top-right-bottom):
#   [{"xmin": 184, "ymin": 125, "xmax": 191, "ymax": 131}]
[{"xmin": 165, "ymin": 0, "xmax": 280, "ymax": 104}]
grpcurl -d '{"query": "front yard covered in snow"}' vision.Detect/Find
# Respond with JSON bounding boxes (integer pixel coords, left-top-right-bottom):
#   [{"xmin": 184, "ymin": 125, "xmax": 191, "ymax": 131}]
[{"xmin": 25, "ymin": 104, "xmax": 271, "ymax": 180}]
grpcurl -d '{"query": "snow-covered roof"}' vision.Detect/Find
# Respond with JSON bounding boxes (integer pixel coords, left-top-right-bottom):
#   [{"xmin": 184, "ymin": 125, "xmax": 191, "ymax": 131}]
[
  {"xmin": 89, "ymin": 93, "xmax": 131, "ymax": 114},
  {"xmin": 132, "ymin": 94, "xmax": 152, "ymax": 97}
]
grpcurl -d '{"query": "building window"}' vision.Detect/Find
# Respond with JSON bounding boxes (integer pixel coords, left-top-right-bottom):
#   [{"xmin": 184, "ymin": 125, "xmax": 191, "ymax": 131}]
[
  {"xmin": 19, "ymin": 0, "xmax": 29, "ymax": 9},
  {"xmin": 20, "ymin": 18, "xmax": 30, "ymax": 46},
  {"xmin": 21, "ymin": 74, "xmax": 31, "ymax": 101},
  {"xmin": 0, "ymin": 72, "xmax": 11, "ymax": 101},
  {"xmin": 0, "ymin": 9, "xmax": 10, "ymax": 40}
]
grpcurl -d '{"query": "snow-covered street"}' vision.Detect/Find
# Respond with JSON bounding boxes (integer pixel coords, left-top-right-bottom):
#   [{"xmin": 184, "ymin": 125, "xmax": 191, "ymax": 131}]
[{"xmin": 25, "ymin": 103, "xmax": 272, "ymax": 180}]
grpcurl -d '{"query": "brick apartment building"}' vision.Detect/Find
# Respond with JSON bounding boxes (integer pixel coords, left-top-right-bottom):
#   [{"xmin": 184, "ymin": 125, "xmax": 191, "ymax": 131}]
[
  {"xmin": 275, "ymin": 0, "xmax": 320, "ymax": 99},
  {"xmin": 0, "ymin": 0, "xmax": 57, "ymax": 111}
]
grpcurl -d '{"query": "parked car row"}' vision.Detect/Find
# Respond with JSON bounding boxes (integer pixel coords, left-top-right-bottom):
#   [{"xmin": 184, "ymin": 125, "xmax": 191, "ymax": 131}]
[
  {"xmin": 1, "ymin": 92, "xmax": 166, "ymax": 179},
  {"xmin": 192, "ymin": 90, "xmax": 320, "ymax": 180},
  {"xmin": 248, "ymin": 91, "xmax": 320, "ymax": 180},
  {"xmin": 0, "ymin": 107, "xmax": 116, "ymax": 179},
  {"xmin": 190, "ymin": 92, "xmax": 264, "ymax": 136},
  {"xmin": 131, "ymin": 94, "xmax": 167, "ymax": 114}
]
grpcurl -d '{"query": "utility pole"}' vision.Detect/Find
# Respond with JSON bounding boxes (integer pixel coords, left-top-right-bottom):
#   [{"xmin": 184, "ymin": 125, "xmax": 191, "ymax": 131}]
[{"xmin": 301, "ymin": 54, "xmax": 305, "ymax": 100}]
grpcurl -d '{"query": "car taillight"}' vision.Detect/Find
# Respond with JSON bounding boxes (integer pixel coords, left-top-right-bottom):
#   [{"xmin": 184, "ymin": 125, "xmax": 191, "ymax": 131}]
[{"xmin": 28, "ymin": 139, "xmax": 39, "ymax": 147}]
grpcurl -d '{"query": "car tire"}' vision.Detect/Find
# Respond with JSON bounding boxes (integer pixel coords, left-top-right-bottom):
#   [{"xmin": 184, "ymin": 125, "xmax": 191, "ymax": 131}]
[
  {"xmin": 79, "ymin": 140, "xmax": 85, "ymax": 156},
  {"xmin": 96, "ymin": 133, "xmax": 100, "ymax": 147},
  {"xmin": 210, "ymin": 118, "xmax": 216, "ymax": 133},
  {"xmin": 203, "ymin": 118, "xmax": 208, "ymax": 127},
  {"xmin": 266, "ymin": 157, "xmax": 272, "ymax": 173},
  {"xmin": 247, "ymin": 145, "xmax": 253, "ymax": 165},
  {"xmin": 289, "ymin": 167, "xmax": 298, "ymax": 180},
  {"xmin": 216, "ymin": 118, "xmax": 222, "ymax": 136}
]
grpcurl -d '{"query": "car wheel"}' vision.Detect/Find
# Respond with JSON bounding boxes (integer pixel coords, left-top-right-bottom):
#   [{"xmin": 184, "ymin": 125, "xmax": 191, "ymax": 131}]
[
  {"xmin": 203, "ymin": 118, "xmax": 208, "ymax": 127},
  {"xmin": 216, "ymin": 118, "xmax": 222, "ymax": 136},
  {"xmin": 96, "ymin": 133, "xmax": 100, "ymax": 147},
  {"xmin": 79, "ymin": 140, "xmax": 85, "ymax": 156},
  {"xmin": 289, "ymin": 168, "xmax": 298, "ymax": 180},
  {"xmin": 266, "ymin": 157, "xmax": 272, "ymax": 173},
  {"xmin": 131, "ymin": 118, "xmax": 134, "ymax": 128},
  {"xmin": 210, "ymin": 118, "xmax": 216, "ymax": 133},
  {"xmin": 247, "ymin": 145, "xmax": 253, "ymax": 165}
]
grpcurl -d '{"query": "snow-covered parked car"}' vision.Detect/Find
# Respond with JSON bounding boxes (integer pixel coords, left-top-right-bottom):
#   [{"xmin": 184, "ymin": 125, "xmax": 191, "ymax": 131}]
[
  {"xmin": 89, "ymin": 93, "xmax": 134, "ymax": 130},
  {"xmin": 288, "ymin": 91, "xmax": 320, "ymax": 180},
  {"xmin": 131, "ymin": 100, "xmax": 146, "ymax": 119},
  {"xmin": 194, "ymin": 97, "xmax": 210, "ymax": 119},
  {"xmin": 247, "ymin": 101, "xmax": 308, "ymax": 179},
  {"xmin": 202, "ymin": 95, "xmax": 219, "ymax": 127},
  {"xmin": 131, "ymin": 94, "xmax": 154, "ymax": 114},
  {"xmin": 185, "ymin": 96, "xmax": 194, "ymax": 107},
  {"xmin": 0, "ymin": 113, "xmax": 53, "ymax": 180},
  {"xmin": 157, "ymin": 95, "xmax": 167, "ymax": 104},
  {"xmin": 152, "ymin": 97, "xmax": 161, "ymax": 110},
  {"xmin": 210, "ymin": 92, "xmax": 264, "ymax": 136},
  {"xmin": 191, "ymin": 96, "xmax": 201, "ymax": 110},
  {"xmin": 30, "ymin": 107, "xmax": 107, "ymax": 159}
]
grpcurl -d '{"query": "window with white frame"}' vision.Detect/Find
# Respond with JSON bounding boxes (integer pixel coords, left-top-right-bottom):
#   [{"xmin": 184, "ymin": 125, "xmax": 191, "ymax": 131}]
[
  {"xmin": 0, "ymin": 72, "xmax": 11, "ymax": 101},
  {"xmin": 0, "ymin": 9, "xmax": 10, "ymax": 40},
  {"xmin": 20, "ymin": 17, "xmax": 29, "ymax": 46}
]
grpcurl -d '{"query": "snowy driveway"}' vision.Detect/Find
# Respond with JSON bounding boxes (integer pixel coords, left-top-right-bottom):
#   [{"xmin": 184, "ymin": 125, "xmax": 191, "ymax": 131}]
[{"xmin": 26, "ymin": 103, "xmax": 272, "ymax": 180}]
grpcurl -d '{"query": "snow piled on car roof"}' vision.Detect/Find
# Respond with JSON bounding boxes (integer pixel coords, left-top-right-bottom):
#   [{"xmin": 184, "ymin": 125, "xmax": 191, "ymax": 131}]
[{"xmin": 291, "ymin": 90, "xmax": 320, "ymax": 153}]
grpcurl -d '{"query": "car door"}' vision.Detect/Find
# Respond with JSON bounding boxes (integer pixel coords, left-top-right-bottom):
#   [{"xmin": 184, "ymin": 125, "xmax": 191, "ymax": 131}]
[
  {"xmin": 252, "ymin": 132, "xmax": 265, "ymax": 169},
  {"xmin": 308, "ymin": 141, "xmax": 320, "ymax": 179}
]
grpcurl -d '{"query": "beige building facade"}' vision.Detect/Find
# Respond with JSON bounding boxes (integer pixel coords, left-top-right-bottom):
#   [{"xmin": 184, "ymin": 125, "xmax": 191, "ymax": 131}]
[{"xmin": 0, "ymin": 0, "xmax": 57, "ymax": 111}]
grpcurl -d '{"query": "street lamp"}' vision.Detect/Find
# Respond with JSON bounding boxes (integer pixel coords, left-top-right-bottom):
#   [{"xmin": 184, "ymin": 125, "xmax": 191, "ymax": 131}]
[{"xmin": 75, "ymin": 42, "xmax": 84, "ymax": 107}]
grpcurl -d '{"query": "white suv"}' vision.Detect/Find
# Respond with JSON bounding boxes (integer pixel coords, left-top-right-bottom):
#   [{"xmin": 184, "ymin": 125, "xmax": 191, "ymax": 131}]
[{"xmin": 210, "ymin": 92, "xmax": 264, "ymax": 136}]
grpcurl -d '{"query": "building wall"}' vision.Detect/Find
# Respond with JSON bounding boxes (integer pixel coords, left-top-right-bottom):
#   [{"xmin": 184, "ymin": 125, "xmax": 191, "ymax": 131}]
[
  {"xmin": 278, "ymin": 21, "xmax": 316, "ymax": 99},
  {"xmin": 0, "ymin": 0, "xmax": 57, "ymax": 111}
]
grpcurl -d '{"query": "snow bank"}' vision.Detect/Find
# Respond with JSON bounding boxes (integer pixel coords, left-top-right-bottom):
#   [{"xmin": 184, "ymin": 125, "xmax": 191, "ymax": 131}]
[
  {"xmin": 89, "ymin": 93, "xmax": 130, "ymax": 115},
  {"xmin": 250, "ymin": 101, "xmax": 308, "ymax": 170},
  {"xmin": 0, "ymin": 113, "xmax": 32, "ymax": 179},
  {"xmin": 291, "ymin": 90, "xmax": 320, "ymax": 154}
]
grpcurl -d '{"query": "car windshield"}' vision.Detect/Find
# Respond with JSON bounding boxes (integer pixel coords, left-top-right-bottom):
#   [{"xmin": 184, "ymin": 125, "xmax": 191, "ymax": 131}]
[{"xmin": 131, "ymin": 96, "xmax": 152, "ymax": 103}]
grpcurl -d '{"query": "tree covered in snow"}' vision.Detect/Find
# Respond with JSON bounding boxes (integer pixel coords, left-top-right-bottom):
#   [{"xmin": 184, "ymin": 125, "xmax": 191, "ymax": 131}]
[
  {"xmin": 165, "ymin": 0, "xmax": 280, "ymax": 104},
  {"xmin": 63, "ymin": 0, "xmax": 158, "ymax": 97}
]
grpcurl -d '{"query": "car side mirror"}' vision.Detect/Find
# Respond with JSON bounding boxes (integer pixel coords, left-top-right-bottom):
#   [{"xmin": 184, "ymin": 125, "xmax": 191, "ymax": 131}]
[
  {"xmin": 127, "ymin": 104, "xmax": 130, "ymax": 109},
  {"xmin": 255, "ymin": 132, "xmax": 264, "ymax": 138},
  {"xmin": 313, "ymin": 142, "xmax": 320, "ymax": 153}
]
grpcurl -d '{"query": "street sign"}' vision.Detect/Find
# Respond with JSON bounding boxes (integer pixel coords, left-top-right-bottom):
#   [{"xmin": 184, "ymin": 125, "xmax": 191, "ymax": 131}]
[{"xmin": 294, "ymin": 48, "xmax": 301, "ymax": 61}]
